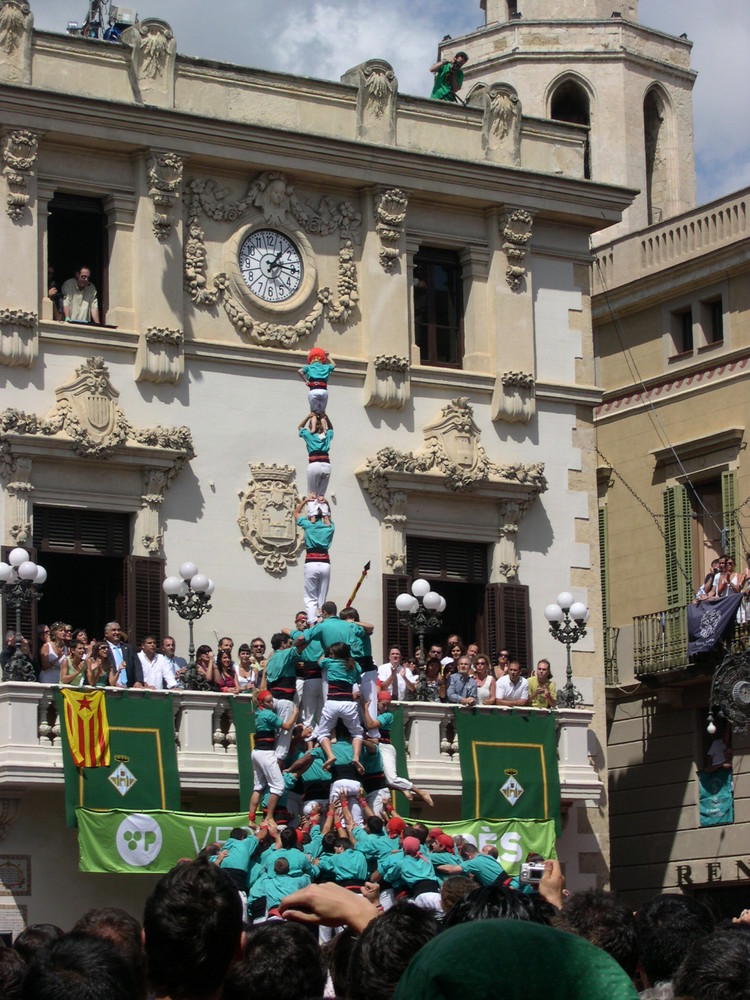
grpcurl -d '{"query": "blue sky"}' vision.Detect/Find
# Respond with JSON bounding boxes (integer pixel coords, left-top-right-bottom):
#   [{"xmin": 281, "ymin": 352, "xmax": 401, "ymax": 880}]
[{"xmin": 28, "ymin": 0, "xmax": 750, "ymax": 205}]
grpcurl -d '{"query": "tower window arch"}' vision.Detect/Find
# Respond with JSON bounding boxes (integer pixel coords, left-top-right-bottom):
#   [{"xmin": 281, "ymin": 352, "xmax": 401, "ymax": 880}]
[
  {"xmin": 644, "ymin": 87, "xmax": 669, "ymax": 225},
  {"xmin": 550, "ymin": 80, "xmax": 591, "ymax": 178}
]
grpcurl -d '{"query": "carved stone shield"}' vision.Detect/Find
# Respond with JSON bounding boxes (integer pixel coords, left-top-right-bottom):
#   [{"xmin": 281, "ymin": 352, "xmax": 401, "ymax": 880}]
[{"xmin": 238, "ymin": 464, "xmax": 304, "ymax": 575}]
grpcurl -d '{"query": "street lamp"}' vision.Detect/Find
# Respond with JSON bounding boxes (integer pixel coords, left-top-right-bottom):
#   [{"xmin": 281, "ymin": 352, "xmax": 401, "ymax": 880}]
[
  {"xmin": 163, "ymin": 561, "xmax": 214, "ymax": 691},
  {"xmin": 544, "ymin": 591, "xmax": 588, "ymax": 709},
  {"xmin": 0, "ymin": 548, "xmax": 47, "ymax": 682},
  {"xmin": 394, "ymin": 578, "xmax": 446, "ymax": 701}
]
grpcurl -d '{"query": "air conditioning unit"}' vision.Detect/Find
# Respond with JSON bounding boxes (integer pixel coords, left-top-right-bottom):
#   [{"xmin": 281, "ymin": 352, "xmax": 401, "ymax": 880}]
[{"xmin": 110, "ymin": 6, "xmax": 138, "ymax": 26}]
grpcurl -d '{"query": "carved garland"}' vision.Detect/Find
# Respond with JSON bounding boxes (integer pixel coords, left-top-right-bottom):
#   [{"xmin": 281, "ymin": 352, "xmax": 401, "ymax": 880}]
[
  {"xmin": 145, "ymin": 326, "xmax": 183, "ymax": 346},
  {"xmin": 374, "ymin": 354, "xmax": 409, "ymax": 373},
  {"xmin": 2, "ymin": 128, "xmax": 38, "ymax": 221},
  {"xmin": 374, "ymin": 188, "xmax": 408, "ymax": 272},
  {"xmin": 147, "ymin": 151, "xmax": 184, "ymax": 242},
  {"xmin": 501, "ymin": 209, "xmax": 533, "ymax": 291},
  {"xmin": 184, "ymin": 172, "xmax": 361, "ymax": 348}
]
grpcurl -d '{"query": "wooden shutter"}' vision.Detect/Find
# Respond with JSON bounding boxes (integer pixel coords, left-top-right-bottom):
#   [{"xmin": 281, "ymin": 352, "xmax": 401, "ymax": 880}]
[
  {"xmin": 1, "ymin": 545, "xmax": 39, "ymax": 659},
  {"xmin": 34, "ymin": 506, "xmax": 129, "ymax": 556},
  {"xmin": 407, "ymin": 537, "xmax": 487, "ymax": 584},
  {"xmin": 663, "ymin": 485, "xmax": 693, "ymax": 607},
  {"xmin": 382, "ymin": 575, "xmax": 412, "ymax": 661},
  {"xmin": 126, "ymin": 556, "xmax": 165, "ymax": 647},
  {"xmin": 722, "ymin": 470, "xmax": 738, "ymax": 562},
  {"xmin": 484, "ymin": 582, "xmax": 532, "ymax": 672}
]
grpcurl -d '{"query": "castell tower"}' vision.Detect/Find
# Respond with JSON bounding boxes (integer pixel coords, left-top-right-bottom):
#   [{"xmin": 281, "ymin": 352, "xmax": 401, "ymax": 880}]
[{"xmin": 440, "ymin": 0, "xmax": 697, "ymax": 241}]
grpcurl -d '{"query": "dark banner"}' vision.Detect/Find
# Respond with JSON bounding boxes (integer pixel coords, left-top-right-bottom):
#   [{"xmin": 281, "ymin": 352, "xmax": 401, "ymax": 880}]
[
  {"xmin": 57, "ymin": 691, "xmax": 180, "ymax": 828},
  {"xmin": 453, "ymin": 709, "xmax": 561, "ymax": 835},
  {"xmin": 687, "ymin": 594, "xmax": 743, "ymax": 657},
  {"xmin": 390, "ymin": 702, "xmax": 410, "ymax": 818}
]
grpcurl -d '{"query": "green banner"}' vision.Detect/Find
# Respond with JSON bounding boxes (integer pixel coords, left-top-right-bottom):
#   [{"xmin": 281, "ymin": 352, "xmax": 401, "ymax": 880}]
[
  {"xmin": 698, "ymin": 768, "xmax": 734, "ymax": 826},
  {"xmin": 453, "ymin": 709, "xmax": 561, "ymax": 835},
  {"xmin": 58, "ymin": 691, "xmax": 181, "ymax": 828},
  {"xmin": 390, "ymin": 703, "xmax": 410, "ymax": 818},
  {"xmin": 439, "ymin": 818, "xmax": 557, "ymax": 876},
  {"xmin": 77, "ymin": 808, "xmax": 250, "ymax": 873},
  {"xmin": 76, "ymin": 809, "xmax": 555, "ymax": 875},
  {"xmin": 230, "ymin": 696, "xmax": 257, "ymax": 812}
]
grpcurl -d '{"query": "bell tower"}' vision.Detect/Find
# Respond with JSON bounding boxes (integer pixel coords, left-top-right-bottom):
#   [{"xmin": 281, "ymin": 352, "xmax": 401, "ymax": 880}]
[{"xmin": 447, "ymin": 1, "xmax": 696, "ymax": 239}]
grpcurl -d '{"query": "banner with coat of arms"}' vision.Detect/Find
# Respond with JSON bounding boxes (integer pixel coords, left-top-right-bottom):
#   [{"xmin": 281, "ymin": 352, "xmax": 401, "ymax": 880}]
[
  {"xmin": 687, "ymin": 593, "xmax": 743, "ymax": 657},
  {"xmin": 57, "ymin": 690, "xmax": 180, "ymax": 827},
  {"xmin": 453, "ymin": 709, "xmax": 561, "ymax": 835}
]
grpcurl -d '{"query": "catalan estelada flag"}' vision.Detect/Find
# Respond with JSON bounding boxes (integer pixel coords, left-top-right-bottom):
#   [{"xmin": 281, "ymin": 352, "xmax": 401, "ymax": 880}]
[{"xmin": 61, "ymin": 689, "xmax": 110, "ymax": 768}]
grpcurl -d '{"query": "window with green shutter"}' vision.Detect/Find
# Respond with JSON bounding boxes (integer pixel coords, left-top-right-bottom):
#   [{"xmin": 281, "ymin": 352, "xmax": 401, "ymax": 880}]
[
  {"xmin": 663, "ymin": 484, "xmax": 693, "ymax": 607},
  {"xmin": 721, "ymin": 470, "xmax": 738, "ymax": 562}
]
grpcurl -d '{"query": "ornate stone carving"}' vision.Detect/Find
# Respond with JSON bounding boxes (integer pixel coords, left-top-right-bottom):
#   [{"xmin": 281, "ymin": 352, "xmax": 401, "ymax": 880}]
[
  {"xmin": 341, "ymin": 59, "xmax": 397, "ymax": 144},
  {"xmin": 2, "ymin": 129, "xmax": 38, "ymax": 221},
  {"xmin": 135, "ymin": 326, "xmax": 185, "ymax": 384},
  {"xmin": 501, "ymin": 209, "xmax": 533, "ymax": 291},
  {"xmin": 0, "ymin": 307, "xmax": 37, "ymax": 367},
  {"xmin": 185, "ymin": 171, "xmax": 361, "ymax": 347},
  {"xmin": 147, "ymin": 151, "xmax": 184, "ymax": 241},
  {"xmin": 0, "ymin": 1, "xmax": 33, "ymax": 85},
  {"xmin": 141, "ymin": 468, "xmax": 175, "ymax": 554},
  {"xmin": 122, "ymin": 18, "xmax": 176, "ymax": 106},
  {"xmin": 238, "ymin": 465, "xmax": 305, "ymax": 575},
  {"xmin": 384, "ymin": 490, "xmax": 408, "ymax": 574},
  {"xmin": 358, "ymin": 397, "xmax": 547, "ymax": 513},
  {"xmin": 492, "ymin": 371, "xmax": 536, "ymax": 424},
  {"xmin": 5, "ymin": 453, "xmax": 32, "ymax": 545},
  {"xmin": 0, "ymin": 797, "xmax": 22, "ymax": 841},
  {"xmin": 364, "ymin": 355, "xmax": 410, "ymax": 411},
  {"xmin": 374, "ymin": 188, "xmax": 408, "ymax": 272},
  {"xmin": 497, "ymin": 498, "xmax": 533, "ymax": 582},
  {"xmin": 0, "ymin": 356, "xmax": 195, "ymax": 461},
  {"xmin": 482, "ymin": 83, "xmax": 522, "ymax": 166}
]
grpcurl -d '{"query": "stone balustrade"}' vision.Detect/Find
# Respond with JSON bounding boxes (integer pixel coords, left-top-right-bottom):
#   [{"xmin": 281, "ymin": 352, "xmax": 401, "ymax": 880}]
[{"xmin": 0, "ymin": 685, "xmax": 602, "ymax": 803}]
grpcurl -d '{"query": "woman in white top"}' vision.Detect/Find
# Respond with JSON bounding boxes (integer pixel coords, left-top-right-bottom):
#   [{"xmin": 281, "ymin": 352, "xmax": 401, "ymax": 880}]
[
  {"xmin": 39, "ymin": 621, "xmax": 66, "ymax": 683},
  {"xmin": 474, "ymin": 654, "xmax": 496, "ymax": 705},
  {"xmin": 235, "ymin": 643, "xmax": 257, "ymax": 691}
]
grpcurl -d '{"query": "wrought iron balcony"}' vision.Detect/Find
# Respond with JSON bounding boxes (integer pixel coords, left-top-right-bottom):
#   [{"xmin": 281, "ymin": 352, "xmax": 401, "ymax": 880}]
[{"xmin": 634, "ymin": 601, "xmax": 750, "ymax": 677}]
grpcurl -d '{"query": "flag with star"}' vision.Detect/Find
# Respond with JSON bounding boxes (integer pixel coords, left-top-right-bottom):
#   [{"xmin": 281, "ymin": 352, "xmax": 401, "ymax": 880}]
[
  {"xmin": 61, "ymin": 689, "xmax": 110, "ymax": 768},
  {"xmin": 57, "ymin": 690, "xmax": 180, "ymax": 827},
  {"xmin": 453, "ymin": 709, "xmax": 561, "ymax": 834}
]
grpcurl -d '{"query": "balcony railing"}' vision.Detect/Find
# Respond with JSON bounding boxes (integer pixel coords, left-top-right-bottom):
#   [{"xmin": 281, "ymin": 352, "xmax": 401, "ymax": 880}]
[
  {"xmin": 0, "ymin": 686, "xmax": 603, "ymax": 804},
  {"xmin": 634, "ymin": 601, "xmax": 750, "ymax": 676}
]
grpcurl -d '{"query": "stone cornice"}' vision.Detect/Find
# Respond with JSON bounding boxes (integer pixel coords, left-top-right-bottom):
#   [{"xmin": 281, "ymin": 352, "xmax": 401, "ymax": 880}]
[{"xmin": 0, "ymin": 88, "xmax": 635, "ymax": 227}]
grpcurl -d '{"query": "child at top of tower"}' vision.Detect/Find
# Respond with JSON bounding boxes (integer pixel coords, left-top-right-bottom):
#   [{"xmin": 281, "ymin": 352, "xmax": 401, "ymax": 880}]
[{"xmin": 298, "ymin": 348, "xmax": 335, "ymax": 415}]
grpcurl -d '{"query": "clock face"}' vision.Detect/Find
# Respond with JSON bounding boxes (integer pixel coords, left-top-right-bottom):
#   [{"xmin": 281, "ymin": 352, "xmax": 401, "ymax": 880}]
[{"xmin": 238, "ymin": 229, "xmax": 304, "ymax": 303}]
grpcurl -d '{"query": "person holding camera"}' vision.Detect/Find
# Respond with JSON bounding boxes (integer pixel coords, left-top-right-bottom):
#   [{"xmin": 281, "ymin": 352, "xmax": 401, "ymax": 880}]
[{"xmin": 429, "ymin": 51, "xmax": 469, "ymax": 103}]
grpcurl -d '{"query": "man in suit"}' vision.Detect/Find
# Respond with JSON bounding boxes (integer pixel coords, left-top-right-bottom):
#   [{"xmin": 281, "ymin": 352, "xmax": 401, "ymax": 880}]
[{"xmin": 104, "ymin": 620, "xmax": 144, "ymax": 687}]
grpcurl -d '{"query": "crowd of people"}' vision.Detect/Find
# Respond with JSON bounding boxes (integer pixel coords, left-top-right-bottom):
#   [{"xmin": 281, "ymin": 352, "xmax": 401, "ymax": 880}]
[
  {"xmin": 695, "ymin": 552, "xmax": 750, "ymax": 621},
  {"xmin": 2, "ymin": 844, "xmax": 749, "ymax": 998}
]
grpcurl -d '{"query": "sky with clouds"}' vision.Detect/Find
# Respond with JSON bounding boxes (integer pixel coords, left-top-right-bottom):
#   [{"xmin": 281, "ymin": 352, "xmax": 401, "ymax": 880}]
[{"xmin": 26, "ymin": 0, "xmax": 750, "ymax": 205}]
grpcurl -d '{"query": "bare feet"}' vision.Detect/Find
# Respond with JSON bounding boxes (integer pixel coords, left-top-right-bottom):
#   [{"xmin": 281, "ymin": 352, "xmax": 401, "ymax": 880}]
[
  {"xmin": 354, "ymin": 760, "xmax": 365, "ymax": 775},
  {"xmin": 414, "ymin": 787, "xmax": 434, "ymax": 807},
  {"xmin": 322, "ymin": 757, "xmax": 336, "ymax": 771}
]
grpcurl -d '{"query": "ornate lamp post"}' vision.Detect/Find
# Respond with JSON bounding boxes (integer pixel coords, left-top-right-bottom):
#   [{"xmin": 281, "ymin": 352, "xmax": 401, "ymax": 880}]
[
  {"xmin": 163, "ymin": 561, "xmax": 214, "ymax": 691},
  {"xmin": 0, "ymin": 547, "xmax": 47, "ymax": 682},
  {"xmin": 394, "ymin": 578, "xmax": 446, "ymax": 701},
  {"xmin": 544, "ymin": 591, "xmax": 589, "ymax": 709}
]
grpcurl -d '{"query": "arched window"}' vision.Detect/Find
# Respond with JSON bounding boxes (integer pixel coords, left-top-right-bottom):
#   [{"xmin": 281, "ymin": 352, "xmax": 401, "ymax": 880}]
[
  {"xmin": 550, "ymin": 80, "xmax": 591, "ymax": 178},
  {"xmin": 644, "ymin": 87, "xmax": 669, "ymax": 225}
]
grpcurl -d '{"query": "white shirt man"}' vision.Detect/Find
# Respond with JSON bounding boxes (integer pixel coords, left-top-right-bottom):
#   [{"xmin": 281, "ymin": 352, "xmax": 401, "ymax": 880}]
[
  {"xmin": 138, "ymin": 635, "xmax": 177, "ymax": 690},
  {"xmin": 161, "ymin": 636, "xmax": 187, "ymax": 687},
  {"xmin": 395, "ymin": 661, "xmax": 418, "ymax": 701},
  {"xmin": 495, "ymin": 660, "xmax": 529, "ymax": 706},
  {"xmin": 378, "ymin": 647, "xmax": 401, "ymax": 695}
]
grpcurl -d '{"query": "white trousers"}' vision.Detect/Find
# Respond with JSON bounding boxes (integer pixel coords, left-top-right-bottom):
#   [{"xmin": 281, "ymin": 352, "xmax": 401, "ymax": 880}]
[
  {"xmin": 307, "ymin": 461, "xmax": 331, "ymax": 497},
  {"xmin": 380, "ymin": 740, "xmax": 413, "ymax": 792},
  {"xmin": 366, "ymin": 787, "xmax": 390, "ymax": 818},
  {"xmin": 412, "ymin": 892, "xmax": 443, "ymax": 912},
  {"xmin": 308, "ymin": 388, "xmax": 328, "ymax": 413},
  {"xmin": 315, "ymin": 700, "xmax": 363, "ymax": 741},
  {"xmin": 301, "ymin": 677, "xmax": 325, "ymax": 727},
  {"xmin": 359, "ymin": 669, "xmax": 379, "ymax": 738},
  {"xmin": 330, "ymin": 778, "xmax": 363, "ymax": 825},
  {"xmin": 252, "ymin": 748, "xmax": 284, "ymax": 795},
  {"xmin": 304, "ymin": 561, "xmax": 330, "ymax": 624},
  {"xmin": 273, "ymin": 698, "xmax": 296, "ymax": 760}
]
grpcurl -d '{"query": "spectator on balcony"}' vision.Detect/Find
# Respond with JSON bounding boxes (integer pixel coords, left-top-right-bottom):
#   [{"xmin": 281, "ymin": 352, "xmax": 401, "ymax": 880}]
[
  {"xmin": 495, "ymin": 660, "xmax": 529, "ymax": 707},
  {"xmin": 195, "ymin": 644, "xmax": 221, "ymax": 690},
  {"xmin": 38, "ymin": 621, "xmax": 66, "ymax": 683},
  {"xmin": 377, "ymin": 646, "xmax": 401, "ymax": 696},
  {"xmin": 424, "ymin": 657, "xmax": 446, "ymax": 702},
  {"xmin": 466, "ymin": 642, "xmax": 479, "ymax": 666},
  {"xmin": 442, "ymin": 640, "xmax": 465, "ymax": 679},
  {"xmin": 105, "ymin": 621, "xmax": 143, "ymax": 688},
  {"xmin": 85, "ymin": 640, "xmax": 114, "ymax": 687},
  {"xmin": 235, "ymin": 643, "xmax": 258, "ymax": 691},
  {"xmin": 447, "ymin": 656, "xmax": 477, "ymax": 706},
  {"xmin": 60, "ymin": 637, "xmax": 87, "ymax": 686},
  {"xmin": 494, "ymin": 648, "xmax": 510, "ymax": 680},
  {"xmin": 395, "ymin": 655, "xmax": 419, "ymax": 701},
  {"xmin": 473, "ymin": 654, "xmax": 495, "ymax": 705},
  {"xmin": 62, "ymin": 265, "xmax": 100, "ymax": 325},
  {"xmin": 161, "ymin": 635, "xmax": 187, "ymax": 688},
  {"xmin": 704, "ymin": 555, "xmax": 730, "ymax": 600},
  {"xmin": 138, "ymin": 634, "xmax": 178, "ymax": 690},
  {"xmin": 217, "ymin": 636, "xmax": 237, "ymax": 670},
  {"xmin": 215, "ymin": 648, "xmax": 240, "ymax": 694},
  {"xmin": 528, "ymin": 659, "xmax": 557, "ymax": 709},
  {"xmin": 695, "ymin": 558, "xmax": 720, "ymax": 601}
]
